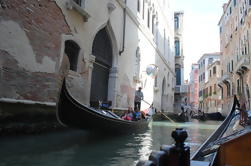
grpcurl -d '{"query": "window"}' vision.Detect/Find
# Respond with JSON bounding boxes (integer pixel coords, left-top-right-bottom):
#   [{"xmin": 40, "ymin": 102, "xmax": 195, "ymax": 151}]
[
  {"xmin": 227, "ymin": 83, "xmax": 231, "ymax": 97},
  {"xmin": 73, "ymin": 0, "xmax": 81, "ymax": 6},
  {"xmin": 154, "ymin": 75, "xmax": 158, "ymax": 87},
  {"xmin": 209, "ymin": 86, "xmax": 212, "ymax": 96},
  {"xmin": 174, "ymin": 16, "xmax": 179, "ymax": 29},
  {"xmin": 214, "ymin": 84, "xmax": 216, "ymax": 93},
  {"xmin": 199, "ymin": 90, "xmax": 202, "ymax": 97},
  {"xmin": 234, "ymin": 0, "xmax": 237, "ymax": 6},
  {"xmin": 147, "ymin": 9, "xmax": 150, "ymax": 28},
  {"xmin": 210, "ymin": 70, "xmax": 212, "ymax": 77},
  {"xmin": 208, "ymin": 58, "xmax": 213, "ymax": 64},
  {"xmin": 213, "ymin": 66, "xmax": 216, "ymax": 74},
  {"xmin": 175, "ymin": 40, "xmax": 180, "ymax": 56},
  {"xmin": 142, "ymin": 0, "xmax": 145, "ymax": 19},
  {"xmin": 237, "ymin": 79, "xmax": 241, "ymax": 94},
  {"xmin": 175, "ymin": 68, "xmax": 181, "ymax": 85},
  {"xmin": 152, "ymin": 15, "xmax": 155, "ymax": 34},
  {"xmin": 231, "ymin": 60, "xmax": 234, "ymax": 71},
  {"xmin": 137, "ymin": 0, "xmax": 140, "ymax": 12},
  {"xmin": 164, "ymin": 29, "xmax": 166, "ymax": 56}
]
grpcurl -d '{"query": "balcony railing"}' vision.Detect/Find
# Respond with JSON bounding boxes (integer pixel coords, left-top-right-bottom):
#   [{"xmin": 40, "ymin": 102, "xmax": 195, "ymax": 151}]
[{"xmin": 175, "ymin": 85, "xmax": 189, "ymax": 94}]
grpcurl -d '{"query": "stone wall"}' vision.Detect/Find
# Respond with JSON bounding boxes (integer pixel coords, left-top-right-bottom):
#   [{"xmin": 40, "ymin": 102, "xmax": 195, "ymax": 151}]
[{"xmin": 0, "ymin": 0, "xmax": 71, "ymax": 103}]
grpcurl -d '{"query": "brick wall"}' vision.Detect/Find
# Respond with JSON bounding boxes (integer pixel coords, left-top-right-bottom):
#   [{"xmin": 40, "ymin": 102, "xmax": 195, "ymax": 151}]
[{"xmin": 0, "ymin": 0, "xmax": 71, "ymax": 102}]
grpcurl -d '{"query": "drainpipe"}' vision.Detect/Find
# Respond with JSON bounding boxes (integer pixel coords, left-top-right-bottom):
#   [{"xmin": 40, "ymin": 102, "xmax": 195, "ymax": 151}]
[{"xmin": 119, "ymin": 0, "xmax": 127, "ymax": 55}]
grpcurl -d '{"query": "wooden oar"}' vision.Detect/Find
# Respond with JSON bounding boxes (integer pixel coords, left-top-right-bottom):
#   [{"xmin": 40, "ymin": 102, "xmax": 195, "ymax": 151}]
[
  {"xmin": 160, "ymin": 112, "xmax": 176, "ymax": 123},
  {"xmin": 142, "ymin": 99, "xmax": 176, "ymax": 123}
]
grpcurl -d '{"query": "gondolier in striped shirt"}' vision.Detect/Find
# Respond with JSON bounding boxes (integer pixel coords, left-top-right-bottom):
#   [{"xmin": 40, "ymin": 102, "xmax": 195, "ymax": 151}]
[{"xmin": 134, "ymin": 87, "xmax": 144, "ymax": 111}]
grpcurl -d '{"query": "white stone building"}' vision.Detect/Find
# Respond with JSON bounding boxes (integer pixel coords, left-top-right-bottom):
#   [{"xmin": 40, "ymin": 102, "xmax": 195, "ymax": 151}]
[{"xmin": 0, "ymin": 0, "xmax": 175, "ymax": 117}]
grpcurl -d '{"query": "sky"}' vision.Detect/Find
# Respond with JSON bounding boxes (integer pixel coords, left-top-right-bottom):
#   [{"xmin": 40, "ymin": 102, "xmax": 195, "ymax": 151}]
[{"xmin": 174, "ymin": 0, "xmax": 227, "ymax": 80}]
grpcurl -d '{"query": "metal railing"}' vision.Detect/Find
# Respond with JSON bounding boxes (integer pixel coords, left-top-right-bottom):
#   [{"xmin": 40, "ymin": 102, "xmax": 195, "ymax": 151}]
[{"xmin": 175, "ymin": 85, "xmax": 189, "ymax": 93}]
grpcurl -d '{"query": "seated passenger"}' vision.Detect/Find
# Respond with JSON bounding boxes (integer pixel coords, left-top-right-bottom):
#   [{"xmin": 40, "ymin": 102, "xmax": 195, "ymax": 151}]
[
  {"xmin": 122, "ymin": 107, "xmax": 133, "ymax": 121},
  {"xmin": 140, "ymin": 111, "xmax": 146, "ymax": 119},
  {"xmin": 134, "ymin": 108, "xmax": 141, "ymax": 121}
]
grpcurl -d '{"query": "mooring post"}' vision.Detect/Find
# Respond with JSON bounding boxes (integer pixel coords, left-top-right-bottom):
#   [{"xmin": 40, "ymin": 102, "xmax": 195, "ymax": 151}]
[{"xmin": 169, "ymin": 128, "xmax": 190, "ymax": 166}]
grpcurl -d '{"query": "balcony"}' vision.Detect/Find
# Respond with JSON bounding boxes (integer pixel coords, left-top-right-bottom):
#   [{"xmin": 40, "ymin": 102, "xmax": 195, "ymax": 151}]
[
  {"xmin": 175, "ymin": 85, "xmax": 189, "ymax": 94},
  {"xmin": 66, "ymin": 0, "xmax": 90, "ymax": 22},
  {"xmin": 218, "ymin": 73, "xmax": 231, "ymax": 85},
  {"xmin": 235, "ymin": 54, "xmax": 250, "ymax": 74}
]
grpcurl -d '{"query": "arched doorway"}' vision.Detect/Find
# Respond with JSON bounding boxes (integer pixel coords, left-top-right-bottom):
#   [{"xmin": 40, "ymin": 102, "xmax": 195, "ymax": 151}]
[
  {"xmin": 90, "ymin": 27, "xmax": 113, "ymax": 106},
  {"xmin": 161, "ymin": 77, "xmax": 167, "ymax": 112},
  {"xmin": 64, "ymin": 40, "xmax": 80, "ymax": 71}
]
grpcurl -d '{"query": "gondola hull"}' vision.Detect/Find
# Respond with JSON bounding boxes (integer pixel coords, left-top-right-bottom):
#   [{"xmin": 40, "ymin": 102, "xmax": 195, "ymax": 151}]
[{"xmin": 56, "ymin": 81, "xmax": 150, "ymax": 134}]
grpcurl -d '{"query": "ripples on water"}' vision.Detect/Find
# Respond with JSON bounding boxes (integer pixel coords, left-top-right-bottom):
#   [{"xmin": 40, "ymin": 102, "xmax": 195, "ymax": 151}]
[{"xmin": 0, "ymin": 120, "xmax": 220, "ymax": 166}]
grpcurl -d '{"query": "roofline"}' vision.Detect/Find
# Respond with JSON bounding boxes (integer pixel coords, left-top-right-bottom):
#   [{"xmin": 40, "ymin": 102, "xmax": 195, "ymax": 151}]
[
  {"xmin": 218, "ymin": 0, "xmax": 231, "ymax": 25},
  {"xmin": 197, "ymin": 52, "xmax": 221, "ymax": 63},
  {"xmin": 174, "ymin": 11, "xmax": 184, "ymax": 15},
  {"xmin": 207, "ymin": 60, "xmax": 220, "ymax": 69}
]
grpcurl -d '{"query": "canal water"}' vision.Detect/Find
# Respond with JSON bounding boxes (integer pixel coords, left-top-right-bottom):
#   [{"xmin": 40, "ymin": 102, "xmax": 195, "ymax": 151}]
[{"xmin": 0, "ymin": 120, "xmax": 220, "ymax": 166}]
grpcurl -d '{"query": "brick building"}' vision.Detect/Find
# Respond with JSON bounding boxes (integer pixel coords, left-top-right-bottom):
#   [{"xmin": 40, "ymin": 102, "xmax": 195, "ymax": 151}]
[{"xmin": 188, "ymin": 64, "xmax": 199, "ymax": 109}]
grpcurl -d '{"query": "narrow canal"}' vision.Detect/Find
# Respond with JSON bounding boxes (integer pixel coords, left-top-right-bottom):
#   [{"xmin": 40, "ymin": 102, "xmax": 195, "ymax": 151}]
[{"xmin": 0, "ymin": 120, "xmax": 221, "ymax": 166}]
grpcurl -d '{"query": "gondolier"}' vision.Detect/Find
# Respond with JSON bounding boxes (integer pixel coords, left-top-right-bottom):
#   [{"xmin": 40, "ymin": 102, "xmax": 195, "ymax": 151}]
[{"xmin": 134, "ymin": 87, "xmax": 144, "ymax": 110}]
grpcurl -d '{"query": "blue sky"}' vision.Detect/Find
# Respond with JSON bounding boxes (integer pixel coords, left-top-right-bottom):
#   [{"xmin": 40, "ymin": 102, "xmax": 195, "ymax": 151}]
[{"xmin": 174, "ymin": 0, "xmax": 227, "ymax": 80}]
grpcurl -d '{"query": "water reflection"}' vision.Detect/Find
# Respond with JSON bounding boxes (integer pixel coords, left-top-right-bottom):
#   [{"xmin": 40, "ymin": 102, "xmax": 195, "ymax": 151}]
[{"xmin": 0, "ymin": 120, "xmax": 220, "ymax": 166}]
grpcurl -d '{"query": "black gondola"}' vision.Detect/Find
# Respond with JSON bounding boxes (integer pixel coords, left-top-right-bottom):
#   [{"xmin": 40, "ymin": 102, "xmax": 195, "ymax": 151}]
[
  {"xmin": 191, "ymin": 95, "xmax": 240, "ymax": 165},
  {"xmin": 56, "ymin": 80, "xmax": 150, "ymax": 134}
]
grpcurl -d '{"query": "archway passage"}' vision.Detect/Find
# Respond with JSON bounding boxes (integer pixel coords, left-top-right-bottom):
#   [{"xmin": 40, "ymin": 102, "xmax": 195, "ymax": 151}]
[
  {"xmin": 90, "ymin": 27, "xmax": 113, "ymax": 106},
  {"xmin": 64, "ymin": 40, "xmax": 80, "ymax": 72}
]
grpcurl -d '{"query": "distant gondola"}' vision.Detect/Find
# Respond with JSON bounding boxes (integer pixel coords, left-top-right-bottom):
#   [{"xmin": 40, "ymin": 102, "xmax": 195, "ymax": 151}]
[{"xmin": 56, "ymin": 80, "xmax": 150, "ymax": 134}]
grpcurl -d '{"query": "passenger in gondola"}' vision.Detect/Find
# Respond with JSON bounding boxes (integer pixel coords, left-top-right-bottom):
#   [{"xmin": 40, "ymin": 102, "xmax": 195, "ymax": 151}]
[
  {"xmin": 133, "ymin": 108, "xmax": 141, "ymax": 121},
  {"xmin": 140, "ymin": 111, "xmax": 146, "ymax": 119},
  {"xmin": 122, "ymin": 107, "xmax": 133, "ymax": 121}
]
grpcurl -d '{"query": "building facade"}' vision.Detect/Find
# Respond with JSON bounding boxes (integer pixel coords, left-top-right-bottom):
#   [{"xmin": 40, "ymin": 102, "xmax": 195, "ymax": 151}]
[
  {"xmin": 173, "ymin": 11, "xmax": 188, "ymax": 113},
  {"xmin": 0, "ymin": 0, "xmax": 175, "ymax": 119},
  {"xmin": 188, "ymin": 64, "xmax": 199, "ymax": 109},
  {"xmin": 198, "ymin": 53, "xmax": 220, "ymax": 112},
  {"xmin": 218, "ymin": 0, "xmax": 251, "ymax": 115},
  {"xmin": 203, "ymin": 61, "xmax": 223, "ymax": 113}
]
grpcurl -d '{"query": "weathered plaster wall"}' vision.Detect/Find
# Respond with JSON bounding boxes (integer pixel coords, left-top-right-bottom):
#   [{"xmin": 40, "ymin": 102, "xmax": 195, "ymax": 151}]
[{"xmin": 0, "ymin": 0, "xmax": 71, "ymax": 102}]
